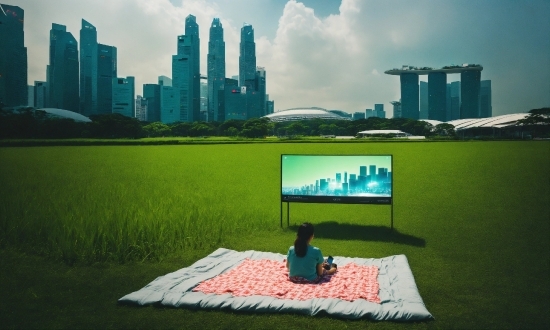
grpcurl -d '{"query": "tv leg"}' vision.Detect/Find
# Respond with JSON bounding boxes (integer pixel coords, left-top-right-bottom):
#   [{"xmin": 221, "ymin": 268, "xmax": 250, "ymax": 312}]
[
  {"xmin": 391, "ymin": 203, "xmax": 394, "ymax": 231},
  {"xmin": 287, "ymin": 202, "xmax": 290, "ymax": 227}
]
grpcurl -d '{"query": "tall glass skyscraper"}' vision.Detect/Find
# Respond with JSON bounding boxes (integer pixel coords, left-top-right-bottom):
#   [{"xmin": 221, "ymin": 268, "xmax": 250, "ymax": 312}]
[
  {"xmin": 0, "ymin": 4, "xmax": 28, "ymax": 107},
  {"xmin": 479, "ymin": 80, "xmax": 492, "ymax": 118},
  {"xmin": 460, "ymin": 70, "xmax": 481, "ymax": 119},
  {"xmin": 48, "ymin": 23, "xmax": 79, "ymax": 112},
  {"xmin": 419, "ymin": 81, "xmax": 428, "ymax": 119},
  {"xmin": 79, "ymin": 19, "xmax": 97, "ymax": 116},
  {"xmin": 428, "ymin": 72, "xmax": 447, "ymax": 121},
  {"xmin": 112, "ymin": 76, "xmax": 134, "ymax": 118},
  {"xmin": 239, "ymin": 24, "xmax": 256, "ymax": 89},
  {"xmin": 400, "ymin": 73, "xmax": 419, "ymax": 119},
  {"xmin": 173, "ymin": 35, "xmax": 192, "ymax": 122},
  {"xmin": 97, "ymin": 44, "xmax": 117, "ymax": 114},
  {"xmin": 207, "ymin": 18, "xmax": 225, "ymax": 122},
  {"xmin": 185, "ymin": 15, "xmax": 200, "ymax": 122}
]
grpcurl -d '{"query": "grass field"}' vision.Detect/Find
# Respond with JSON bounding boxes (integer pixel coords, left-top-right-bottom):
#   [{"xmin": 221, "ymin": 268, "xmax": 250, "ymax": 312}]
[{"xmin": 0, "ymin": 141, "xmax": 549, "ymax": 329}]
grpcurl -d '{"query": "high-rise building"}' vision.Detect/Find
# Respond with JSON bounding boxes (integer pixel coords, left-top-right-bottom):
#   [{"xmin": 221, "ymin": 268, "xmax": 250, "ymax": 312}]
[
  {"xmin": 48, "ymin": 23, "xmax": 79, "ymax": 112},
  {"xmin": 479, "ymin": 80, "xmax": 492, "ymax": 118},
  {"xmin": 0, "ymin": 4, "xmax": 27, "ymax": 107},
  {"xmin": 400, "ymin": 73, "xmax": 419, "ymax": 119},
  {"xmin": 143, "ymin": 83, "xmax": 161, "ymax": 122},
  {"xmin": 365, "ymin": 109, "xmax": 374, "ymax": 118},
  {"xmin": 266, "ymin": 98, "xmax": 274, "ymax": 115},
  {"xmin": 173, "ymin": 15, "xmax": 200, "ymax": 123},
  {"xmin": 428, "ymin": 72, "xmax": 446, "ymax": 121},
  {"xmin": 112, "ymin": 76, "xmax": 134, "ymax": 118},
  {"xmin": 200, "ymin": 81, "xmax": 208, "ymax": 121},
  {"xmin": 34, "ymin": 81, "xmax": 47, "ymax": 108},
  {"xmin": 97, "ymin": 44, "xmax": 117, "ymax": 114},
  {"xmin": 185, "ymin": 15, "xmax": 200, "ymax": 122},
  {"xmin": 207, "ymin": 18, "xmax": 225, "ymax": 122},
  {"xmin": 449, "ymin": 81, "xmax": 461, "ymax": 120},
  {"xmin": 161, "ymin": 85, "xmax": 180, "ymax": 124},
  {"xmin": 79, "ymin": 19, "xmax": 97, "ymax": 116},
  {"xmin": 353, "ymin": 112, "xmax": 365, "ymax": 120},
  {"xmin": 390, "ymin": 101, "xmax": 402, "ymax": 118},
  {"xmin": 239, "ymin": 24, "xmax": 256, "ymax": 88},
  {"xmin": 460, "ymin": 70, "xmax": 481, "ymax": 119},
  {"xmin": 419, "ymin": 81, "xmax": 428, "ymax": 119},
  {"xmin": 255, "ymin": 67, "xmax": 267, "ymax": 116},
  {"xmin": 374, "ymin": 104, "xmax": 386, "ymax": 118},
  {"xmin": 27, "ymin": 85, "xmax": 34, "ymax": 107},
  {"xmin": 135, "ymin": 95, "xmax": 148, "ymax": 121}
]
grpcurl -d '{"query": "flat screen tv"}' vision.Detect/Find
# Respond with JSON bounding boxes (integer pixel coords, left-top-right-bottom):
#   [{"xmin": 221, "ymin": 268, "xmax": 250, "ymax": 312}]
[{"xmin": 281, "ymin": 154, "xmax": 392, "ymax": 204}]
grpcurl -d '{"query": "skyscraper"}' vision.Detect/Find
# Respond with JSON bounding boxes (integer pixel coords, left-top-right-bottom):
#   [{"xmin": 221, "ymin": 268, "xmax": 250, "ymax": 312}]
[
  {"xmin": 255, "ymin": 67, "xmax": 266, "ymax": 116},
  {"xmin": 460, "ymin": 70, "xmax": 481, "ymax": 119},
  {"xmin": 449, "ymin": 81, "xmax": 461, "ymax": 120},
  {"xmin": 207, "ymin": 18, "xmax": 225, "ymax": 122},
  {"xmin": 97, "ymin": 44, "xmax": 117, "ymax": 114},
  {"xmin": 374, "ymin": 104, "xmax": 385, "ymax": 118},
  {"xmin": 48, "ymin": 23, "xmax": 79, "ymax": 112},
  {"xmin": 135, "ymin": 95, "xmax": 148, "ymax": 121},
  {"xmin": 80, "ymin": 20, "xmax": 116, "ymax": 116},
  {"xmin": 428, "ymin": 72, "xmax": 447, "ymax": 121},
  {"xmin": 0, "ymin": 4, "xmax": 28, "ymax": 107},
  {"xmin": 173, "ymin": 15, "xmax": 200, "ymax": 123},
  {"xmin": 239, "ymin": 24, "xmax": 256, "ymax": 88},
  {"xmin": 185, "ymin": 15, "xmax": 200, "ymax": 122},
  {"xmin": 112, "ymin": 76, "xmax": 134, "ymax": 118},
  {"xmin": 79, "ymin": 19, "xmax": 97, "ymax": 116},
  {"xmin": 143, "ymin": 83, "xmax": 161, "ymax": 122},
  {"xmin": 400, "ymin": 73, "xmax": 419, "ymax": 119},
  {"xmin": 479, "ymin": 80, "xmax": 492, "ymax": 118},
  {"xmin": 419, "ymin": 81, "xmax": 428, "ymax": 119}
]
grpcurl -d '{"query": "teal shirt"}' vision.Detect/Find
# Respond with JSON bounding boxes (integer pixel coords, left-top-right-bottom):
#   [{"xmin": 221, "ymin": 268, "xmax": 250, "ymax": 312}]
[{"xmin": 287, "ymin": 245, "xmax": 324, "ymax": 281}]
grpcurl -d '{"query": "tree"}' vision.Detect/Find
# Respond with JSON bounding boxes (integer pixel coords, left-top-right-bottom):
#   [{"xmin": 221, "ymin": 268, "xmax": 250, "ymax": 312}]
[
  {"xmin": 143, "ymin": 122, "xmax": 171, "ymax": 137},
  {"xmin": 432, "ymin": 123, "xmax": 456, "ymax": 137},
  {"xmin": 516, "ymin": 107, "xmax": 550, "ymax": 138}
]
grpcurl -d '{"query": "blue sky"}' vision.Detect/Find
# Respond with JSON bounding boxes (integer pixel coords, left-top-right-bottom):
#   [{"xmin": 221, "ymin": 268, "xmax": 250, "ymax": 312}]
[{"xmin": 13, "ymin": 0, "xmax": 550, "ymax": 117}]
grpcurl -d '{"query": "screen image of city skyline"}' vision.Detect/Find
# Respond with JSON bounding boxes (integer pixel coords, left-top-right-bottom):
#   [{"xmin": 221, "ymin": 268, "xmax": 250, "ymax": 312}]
[{"xmin": 281, "ymin": 155, "xmax": 391, "ymax": 188}]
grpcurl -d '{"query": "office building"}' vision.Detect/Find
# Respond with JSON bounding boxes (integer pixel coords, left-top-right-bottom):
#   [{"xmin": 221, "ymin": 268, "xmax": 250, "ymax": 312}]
[
  {"xmin": 185, "ymin": 15, "xmax": 200, "ymax": 122},
  {"xmin": 449, "ymin": 81, "xmax": 460, "ymax": 120},
  {"xmin": 48, "ymin": 23, "xmax": 79, "ymax": 112},
  {"xmin": 112, "ymin": 76, "xmax": 134, "ymax": 118},
  {"xmin": 158, "ymin": 75, "xmax": 172, "ymax": 87},
  {"xmin": 0, "ymin": 4, "xmax": 27, "ymax": 107},
  {"xmin": 255, "ymin": 67, "xmax": 267, "ymax": 116},
  {"xmin": 97, "ymin": 44, "xmax": 117, "ymax": 114},
  {"xmin": 400, "ymin": 73, "xmax": 419, "ymax": 119},
  {"xmin": 160, "ymin": 85, "xmax": 180, "ymax": 124},
  {"xmin": 374, "ymin": 104, "xmax": 386, "ymax": 118},
  {"xmin": 239, "ymin": 24, "xmax": 256, "ymax": 88},
  {"xmin": 200, "ymin": 81, "xmax": 208, "ymax": 121},
  {"xmin": 34, "ymin": 81, "xmax": 47, "ymax": 108},
  {"xmin": 419, "ymin": 81, "xmax": 428, "ymax": 119},
  {"xmin": 353, "ymin": 112, "xmax": 365, "ymax": 120},
  {"xmin": 135, "ymin": 95, "xmax": 148, "ymax": 121},
  {"xmin": 428, "ymin": 72, "xmax": 446, "ymax": 121},
  {"xmin": 207, "ymin": 18, "xmax": 225, "ymax": 122},
  {"xmin": 143, "ymin": 83, "xmax": 161, "ymax": 122},
  {"xmin": 391, "ymin": 101, "xmax": 402, "ymax": 118},
  {"xmin": 27, "ymin": 85, "xmax": 34, "ymax": 107},
  {"xmin": 79, "ymin": 19, "xmax": 97, "ymax": 116},
  {"xmin": 460, "ymin": 70, "xmax": 481, "ymax": 119},
  {"xmin": 365, "ymin": 109, "xmax": 374, "ymax": 118},
  {"xmin": 479, "ymin": 80, "xmax": 492, "ymax": 118},
  {"xmin": 266, "ymin": 99, "xmax": 274, "ymax": 115}
]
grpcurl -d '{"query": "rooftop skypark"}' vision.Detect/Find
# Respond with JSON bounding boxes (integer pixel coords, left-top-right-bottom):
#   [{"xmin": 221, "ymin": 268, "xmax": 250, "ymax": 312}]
[{"xmin": 385, "ymin": 64, "xmax": 483, "ymax": 75}]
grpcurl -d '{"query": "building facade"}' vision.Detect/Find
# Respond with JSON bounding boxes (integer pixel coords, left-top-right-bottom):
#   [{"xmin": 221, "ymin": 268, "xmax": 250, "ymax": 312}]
[
  {"xmin": 0, "ymin": 4, "xmax": 28, "ymax": 107},
  {"xmin": 400, "ymin": 73, "xmax": 419, "ymax": 119},
  {"xmin": 97, "ymin": 44, "xmax": 117, "ymax": 114},
  {"xmin": 79, "ymin": 19, "xmax": 97, "ymax": 116},
  {"xmin": 135, "ymin": 95, "xmax": 148, "ymax": 121},
  {"xmin": 239, "ymin": 24, "xmax": 256, "ymax": 88},
  {"xmin": 112, "ymin": 76, "xmax": 134, "ymax": 118},
  {"xmin": 143, "ymin": 83, "xmax": 161, "ymax": 122},
  {"xmin": 479, "ymin": 80, "xmax": 492, "ymax": 118},
  {"xmin": 460, "ymin": 70, "xmax": 481, "ymax": 119},
  {"xmin": 428, "ymin": 72, "xmax": 447, "ymax": 121},
  {"xmin": 419, "ymin": 81, "xmax": 428, "ymax": 119},
  {"xmin": 48, "ymin": 23, "xmax": 79, "ymax": 112},
  {"xmin": 207, "ymin": 18, "xmax": 225, "ymax": 122}
]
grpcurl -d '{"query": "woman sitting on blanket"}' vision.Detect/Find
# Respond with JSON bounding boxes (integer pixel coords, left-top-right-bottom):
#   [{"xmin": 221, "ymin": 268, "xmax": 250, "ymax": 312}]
[{"xmin": 286, "ymin": 222, "xmax": 337, "ymax": 283}]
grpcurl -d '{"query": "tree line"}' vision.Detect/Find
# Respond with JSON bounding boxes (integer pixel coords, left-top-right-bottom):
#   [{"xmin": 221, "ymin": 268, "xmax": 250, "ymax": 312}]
[{"xmin": 1, "ymin": 106, "xmax": 547, "ymax": 140}]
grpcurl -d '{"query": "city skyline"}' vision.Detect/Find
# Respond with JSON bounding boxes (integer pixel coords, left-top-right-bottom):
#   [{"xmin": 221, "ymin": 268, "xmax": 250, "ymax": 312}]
[{"xmin": 7, "ymin": 0, "xmax": 550, "ymax": 117}]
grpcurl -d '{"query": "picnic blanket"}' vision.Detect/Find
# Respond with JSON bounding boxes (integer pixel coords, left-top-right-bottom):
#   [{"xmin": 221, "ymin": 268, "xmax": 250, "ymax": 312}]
[{"xmin": 119, "ymin": 248, "xmax": 433, "ymax": 321}]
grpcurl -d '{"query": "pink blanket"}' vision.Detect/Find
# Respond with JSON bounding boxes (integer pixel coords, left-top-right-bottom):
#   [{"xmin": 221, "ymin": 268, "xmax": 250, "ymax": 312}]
[{"xmin": 193, "ymin": 259, "xmax": 380, "ymax": 303}]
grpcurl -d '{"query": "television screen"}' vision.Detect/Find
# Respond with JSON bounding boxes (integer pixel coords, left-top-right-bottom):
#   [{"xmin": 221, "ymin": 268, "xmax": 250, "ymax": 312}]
[{"xmin": 281, "ymin": 155, "xmax": 392, "ymax": 204}]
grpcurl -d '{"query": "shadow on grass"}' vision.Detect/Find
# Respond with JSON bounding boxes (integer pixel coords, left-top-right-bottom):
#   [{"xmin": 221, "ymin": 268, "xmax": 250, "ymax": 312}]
[{"xmin": 288, "ymin": 221, "xmax": 426, "ymax": 247}]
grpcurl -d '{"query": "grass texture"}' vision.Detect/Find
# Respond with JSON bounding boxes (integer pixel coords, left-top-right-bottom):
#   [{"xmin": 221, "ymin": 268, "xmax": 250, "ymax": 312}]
[{"xmin": 0, "ymin": 141, "xmax": 549, "ymax": 329}]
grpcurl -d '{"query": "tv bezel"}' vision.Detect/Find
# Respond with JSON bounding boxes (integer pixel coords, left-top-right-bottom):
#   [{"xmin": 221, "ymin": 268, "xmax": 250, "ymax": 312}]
[{"xmin": 280, "ymin": 154, "xmax": 393, "ymax": 205}]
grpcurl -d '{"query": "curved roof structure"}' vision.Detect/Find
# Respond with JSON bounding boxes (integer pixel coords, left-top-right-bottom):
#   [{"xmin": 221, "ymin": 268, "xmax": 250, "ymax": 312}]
[
  {"xmin": 37, "ymin": 108, "xmax": 92, "ymax": 122},
  {"xmin": 264, "ymin": 107, "xmax": 350, "ymax": 122},
  {"xmin": 420, "ymin": 113, "xmax": 529, "ymax": 130}
]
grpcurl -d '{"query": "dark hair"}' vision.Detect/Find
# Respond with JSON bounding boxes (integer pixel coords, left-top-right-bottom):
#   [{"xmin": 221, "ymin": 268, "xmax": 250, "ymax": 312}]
[{"xmin": 294, "ymin": 222, "xmax": 314, "ymax": 257}]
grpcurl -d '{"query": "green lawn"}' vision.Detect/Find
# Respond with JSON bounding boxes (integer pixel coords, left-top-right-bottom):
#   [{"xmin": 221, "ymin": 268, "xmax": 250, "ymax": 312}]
[{"xmin": 0, "ymin": 141, "xmax": 548, "ymax": 329}]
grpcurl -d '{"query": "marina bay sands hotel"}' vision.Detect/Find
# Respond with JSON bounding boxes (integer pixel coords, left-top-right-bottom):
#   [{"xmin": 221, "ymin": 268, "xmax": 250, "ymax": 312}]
[{"xmin": 385, "ymin": 64, "xmax": 489, "ymax": 121}]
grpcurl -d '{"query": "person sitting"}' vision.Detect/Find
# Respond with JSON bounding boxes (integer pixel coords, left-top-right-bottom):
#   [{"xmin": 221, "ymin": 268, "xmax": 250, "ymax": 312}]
[{"xmin": 286, "ymin": 222, "xmax": 337, "ymax": 283}]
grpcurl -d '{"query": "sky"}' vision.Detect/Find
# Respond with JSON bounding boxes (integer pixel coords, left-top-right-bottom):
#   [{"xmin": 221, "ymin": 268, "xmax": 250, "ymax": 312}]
[{"xmin": 10, "ymin": 0, "xmax": 550, "ymax": 117}]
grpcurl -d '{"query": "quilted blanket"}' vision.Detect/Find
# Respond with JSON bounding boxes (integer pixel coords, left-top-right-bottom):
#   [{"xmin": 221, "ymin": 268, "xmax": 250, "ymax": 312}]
[
  {"xmin": 119, "ymin": 248, "xmax": 433, "ymax": 321},
  {"xmin": 193, "ymin": 259, "xmax": 381, "ymax": 303}
]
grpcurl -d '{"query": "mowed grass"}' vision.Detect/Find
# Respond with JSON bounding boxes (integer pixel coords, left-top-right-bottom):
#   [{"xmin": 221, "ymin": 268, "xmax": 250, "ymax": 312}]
[{"xmin": 0, "ymin": 141, "xmax": 549, "ymax": 329}]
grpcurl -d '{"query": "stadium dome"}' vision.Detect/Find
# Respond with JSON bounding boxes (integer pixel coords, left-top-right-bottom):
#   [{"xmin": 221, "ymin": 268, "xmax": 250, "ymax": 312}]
[
  {"xmin": 37, "ymin": 108, "xmax": 92, "ymax": 122},
  {"xmin": 420, "ymin": 113, "xmax": 529, "ymax": 130},
  {"xmin": 263, "ymin": 107, "xmax": 351, "ymax": 122}
]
